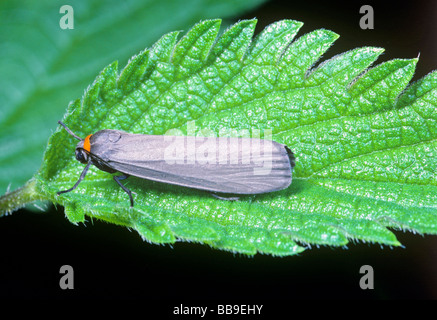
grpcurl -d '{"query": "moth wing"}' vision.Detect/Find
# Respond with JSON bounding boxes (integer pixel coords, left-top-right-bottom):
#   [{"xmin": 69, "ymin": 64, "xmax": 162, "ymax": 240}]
[{"xmin": 92, "ymin": 132, "xmax": 293, "ymax": 194}]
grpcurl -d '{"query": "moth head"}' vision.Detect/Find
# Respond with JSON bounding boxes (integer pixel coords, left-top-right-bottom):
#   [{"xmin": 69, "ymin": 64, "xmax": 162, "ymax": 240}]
[{"xmin": 75, "ymin": 140, "xmax": 90, "ymax": 164}]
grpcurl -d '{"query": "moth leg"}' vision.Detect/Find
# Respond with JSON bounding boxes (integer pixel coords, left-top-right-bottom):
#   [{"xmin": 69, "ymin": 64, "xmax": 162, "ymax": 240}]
[
  {"xmin": 57, "ymin": 162, "xmax": 92, "ymax": 195},
  {"xmin": 211, "ymin": 193, "xmax": 240, "ymax": 201},
  {"xmin": 113, "ymin": 174, "xmax": 134, "ymax": 207}
]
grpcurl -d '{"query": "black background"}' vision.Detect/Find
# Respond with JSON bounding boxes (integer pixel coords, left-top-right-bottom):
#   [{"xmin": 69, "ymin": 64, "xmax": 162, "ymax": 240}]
[{"xmin": 1, "ymin": 0, "xmax": 436, "ymax": 303}]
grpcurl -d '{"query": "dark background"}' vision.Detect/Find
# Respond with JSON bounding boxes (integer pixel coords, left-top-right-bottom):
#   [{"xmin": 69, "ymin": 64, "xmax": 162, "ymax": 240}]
[{"xmin": 1, "ymin": 0, "xmax": 436, "ymax": 302}]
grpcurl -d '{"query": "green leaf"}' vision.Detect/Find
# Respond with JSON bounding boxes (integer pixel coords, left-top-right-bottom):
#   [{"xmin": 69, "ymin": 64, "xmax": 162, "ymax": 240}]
[{"xmin": 2, "ymin": 18, "xmax": 437, "ymax": 256}]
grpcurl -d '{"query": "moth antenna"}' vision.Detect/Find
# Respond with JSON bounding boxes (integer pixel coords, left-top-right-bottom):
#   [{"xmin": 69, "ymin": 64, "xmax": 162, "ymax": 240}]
[{"xmin": 58, "ymin": 121, "xmax": 83, "ymax": 141}]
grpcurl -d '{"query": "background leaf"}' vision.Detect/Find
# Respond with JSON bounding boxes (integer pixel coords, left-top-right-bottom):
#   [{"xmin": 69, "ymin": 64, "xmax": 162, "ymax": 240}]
[
  {"xmin": 0, "ymin": 0, "xmax": 267, "ymax": 193},
  {"xmin": 1, "ymin": 0, "xmax": 437, "ymax": 300}
]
